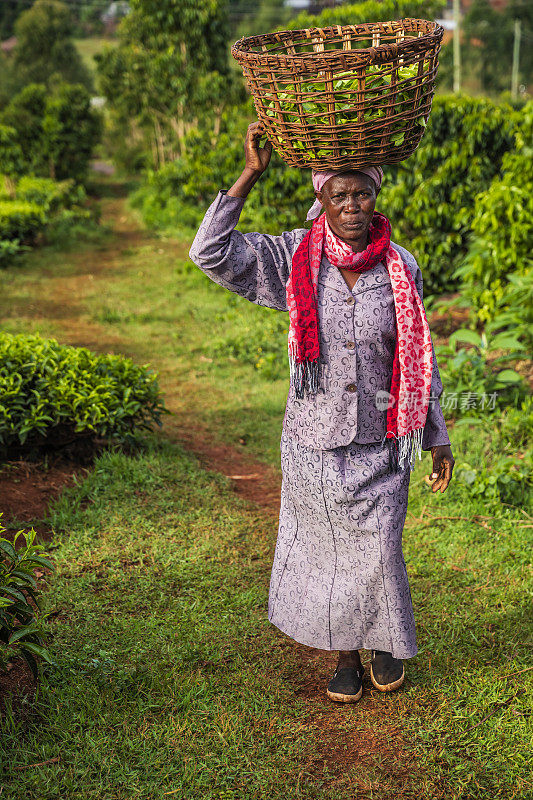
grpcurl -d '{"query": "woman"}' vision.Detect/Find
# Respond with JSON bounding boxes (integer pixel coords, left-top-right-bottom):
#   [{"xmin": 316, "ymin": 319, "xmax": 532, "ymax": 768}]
[{"xmin": 189, "ymin": 122, "xmax": 454, "ymax": 703}]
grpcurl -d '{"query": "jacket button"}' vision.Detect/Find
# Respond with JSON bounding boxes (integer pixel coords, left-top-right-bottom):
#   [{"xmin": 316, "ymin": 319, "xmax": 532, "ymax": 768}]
[
  {"xmin": 345, "ymin": 296, "xmax": 355, "ymax": 305},
  {"xmin": 346, "ymin": 340, "xmax": 356, "ymax": 349},
  {"xmin": 346, "ymin": 383, "xmax": 357, "ymax": 393}
]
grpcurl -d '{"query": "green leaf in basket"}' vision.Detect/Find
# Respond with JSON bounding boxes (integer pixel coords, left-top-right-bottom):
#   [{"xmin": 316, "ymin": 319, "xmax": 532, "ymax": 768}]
[
  {"xmin": 398, "ymin": 64, "xmax": 418, "ymax": 81},
  {"xmin": 391, "ymin": 133, "xmax": 405, "ymax": 146}
]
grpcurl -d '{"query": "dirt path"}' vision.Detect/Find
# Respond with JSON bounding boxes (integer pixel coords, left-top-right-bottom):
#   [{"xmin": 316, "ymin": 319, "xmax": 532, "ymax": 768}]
[{"xmin": 2, "ymin": 185, "xmax": 438, "ymax": 798}]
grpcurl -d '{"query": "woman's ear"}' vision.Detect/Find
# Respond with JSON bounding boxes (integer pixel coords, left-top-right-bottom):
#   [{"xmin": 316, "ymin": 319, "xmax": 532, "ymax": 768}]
[{"xmin": 315, "ymin": 190, "xmax": 323, "ymax": 203}]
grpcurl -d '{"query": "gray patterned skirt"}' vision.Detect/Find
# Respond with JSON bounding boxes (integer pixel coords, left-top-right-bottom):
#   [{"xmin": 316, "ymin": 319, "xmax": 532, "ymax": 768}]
[{"xmin": 268, "ymin": 431, "xmax": 417, "ymax": 659}]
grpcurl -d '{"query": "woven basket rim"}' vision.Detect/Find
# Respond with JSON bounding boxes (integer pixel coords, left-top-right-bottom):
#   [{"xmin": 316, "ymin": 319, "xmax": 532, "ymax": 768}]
[{"xmin": 232, "ymin": 18, "xmax": 444, "ymax": 68}]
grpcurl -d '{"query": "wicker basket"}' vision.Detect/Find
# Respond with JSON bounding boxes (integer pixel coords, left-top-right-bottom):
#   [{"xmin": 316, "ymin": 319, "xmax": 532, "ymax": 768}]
[{"xmin": 232, "ymin": 18, "xmax": 444, "ymax": 171}]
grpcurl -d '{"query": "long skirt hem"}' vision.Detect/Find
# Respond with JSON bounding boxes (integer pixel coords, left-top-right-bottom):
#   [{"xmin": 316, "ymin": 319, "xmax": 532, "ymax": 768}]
[
  {"xmin": 268, "ymin": 432, "xmax": 418, "ymax": 661},
  {"xmin": 268, "ymin": 615, "xmax": 418, "ymax": 660}
]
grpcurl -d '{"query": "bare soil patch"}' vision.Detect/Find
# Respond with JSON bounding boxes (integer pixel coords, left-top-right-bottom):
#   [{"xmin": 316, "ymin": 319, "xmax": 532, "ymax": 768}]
[
  {"xmin": 165, "ymin": 423, "xmax": 282, "ymax": 515},
  {"xmin": 0, "ymin": 657, "xmax": 36, "ymax": 718},
  {"xmin": 0, "ymin": 459, "xmax": 86, "ymax": 541}
]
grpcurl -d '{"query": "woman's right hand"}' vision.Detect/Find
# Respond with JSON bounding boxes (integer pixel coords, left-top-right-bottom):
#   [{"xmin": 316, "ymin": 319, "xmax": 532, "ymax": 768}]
[{"xmin": 244, "ymin": 121, "xmax": 273, "ymax": 176}]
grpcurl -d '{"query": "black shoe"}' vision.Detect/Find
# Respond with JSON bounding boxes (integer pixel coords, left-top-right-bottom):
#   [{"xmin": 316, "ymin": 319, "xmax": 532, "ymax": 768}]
[
  {"xmin": 326, "ymin": 666, "xmax": 364, "ymax": 703},
  {"xmin": 370, "ymin": 650, "xmax": 404, "ymax": 692}
]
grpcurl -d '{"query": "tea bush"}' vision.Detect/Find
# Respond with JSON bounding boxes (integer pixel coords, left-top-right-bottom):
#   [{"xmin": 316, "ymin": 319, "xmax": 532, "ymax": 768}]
[
  {"xmin": 0, "ymin": 519, "xmax": 53, "ymax": 678},
  {"xmin": 0, "ymin": 176, "xmax": 96, "ymax": 266},
  {"xmin": 379, "ymin": 95, "xmax": 518, "ymax": 294},
  {"xmin": 454, "ymin": 398, "xmax": 532, "ymax": 508},
  {"xmin": 453, "ymin": 101, "xmax": 533, "ymax": 329},
  {"xmin": 0, "ymin": 200, "xmax": 45, "ymax": 243},
  {"xmin": 14, "ymin": 176, "xmax": 87, "ymax": 212},
  {"xmin": 0, "ymin": 333, "xmax": 169, "ymax": 452},
  {"xmin": 436, "ymin": 328, "xmax": 528, "ymax": 418},
  {"xmin": 0, "ymin": 81, "xmax": 101, "ymax": 183}
]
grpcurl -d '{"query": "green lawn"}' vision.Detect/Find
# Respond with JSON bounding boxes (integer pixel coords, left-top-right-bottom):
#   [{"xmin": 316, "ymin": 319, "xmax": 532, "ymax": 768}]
[
  {"xmin": 1, "ymin": 182, "xmax": 531, "ymax": 799},
  {"xmin": 74, "ymin": 37, "xmax": 116, "ymax": 75}
]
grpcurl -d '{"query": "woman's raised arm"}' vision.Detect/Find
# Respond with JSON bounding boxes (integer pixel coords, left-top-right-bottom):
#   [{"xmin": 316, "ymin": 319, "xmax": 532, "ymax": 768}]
[
  {"xmin": 188, "ymin": 123, "xmax": 307, "ymax": 312},
  {"xmin": 227, "ymin": 121, "xmax": 272, "ymax": 199}
]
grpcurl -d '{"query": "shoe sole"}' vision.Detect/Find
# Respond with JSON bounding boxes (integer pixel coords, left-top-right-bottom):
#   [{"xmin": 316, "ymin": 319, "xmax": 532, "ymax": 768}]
[
  {"xmin": 370, "ymin": 664, "xmax": 405, "ymax": 692},
  {"xmin": 326, "ymin": 686, "xmax": 363, "ymax": 703}
]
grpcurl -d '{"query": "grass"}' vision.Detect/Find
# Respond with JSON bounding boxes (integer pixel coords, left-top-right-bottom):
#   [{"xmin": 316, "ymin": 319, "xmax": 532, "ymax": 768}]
[
  {"xmin": 0, "ymin": 182, "xmax": 531, "ymax": 798},
  {"xmin": 74, "ymin": 37, "xmax": 116, "ymax": 75},
  {"xmin": 1, "ymin": 440, "xmax": 327, "ymax": 799}
]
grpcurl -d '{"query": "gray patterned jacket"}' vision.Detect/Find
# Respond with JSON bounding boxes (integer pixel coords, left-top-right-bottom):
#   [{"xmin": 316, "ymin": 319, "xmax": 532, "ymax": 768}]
[{"xmin": 189, "ymin": 190, "xmax": 450, "ymax": 452}]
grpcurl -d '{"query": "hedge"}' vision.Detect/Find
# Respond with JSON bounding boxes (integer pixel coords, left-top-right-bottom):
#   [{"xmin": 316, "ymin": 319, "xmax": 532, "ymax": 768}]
[
  {"xmin": 453, "ymin": 101, "xmax": 533, "ymax": 329},
  {"xmin": 0, "ymin": 200, "xmax": 45, "ymax": 243},
  {"xmin": 0, "ymin": 175, "xmax": 95, "ymax": 266},
  {"xmin": 0, "ymin": 333, "xmax": 169, "ymax": 452},
  {"xmin": 378, "ymin": 95, "xmax": 521, "ymax": 294},
  {"xmin": 284, "ymin": 0, "xmax": 446, "ymax": 31}
]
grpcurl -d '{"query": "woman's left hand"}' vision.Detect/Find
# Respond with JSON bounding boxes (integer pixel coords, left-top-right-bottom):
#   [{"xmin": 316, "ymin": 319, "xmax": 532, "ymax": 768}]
[{"xmin": 428, "ymin": 445, "xmax": 455, "ymax": 493}]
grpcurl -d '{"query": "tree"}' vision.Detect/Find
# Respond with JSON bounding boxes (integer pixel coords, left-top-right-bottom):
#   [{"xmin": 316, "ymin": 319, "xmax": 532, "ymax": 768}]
[
  {"xmin": 0, "ymin": 85, "xmax": 47, "ymax": 170},
  {"xmin": 0, "ymin": 0, "xmax": 32, "ymax": 40},
  {"xmin": 0, "ymin": 82, "xmax": 101, "ymax": 182},
  {"xmin": 463, "ymin": 0, "xmax": 533, "ymax": 93},
  {"xmin": 13, "ymin": 0, "xmax": 93, "ymax": 91},
  {"xmin": 0, "ymin": 124, "xmax": 24, "ymax": 190},
  {"xmin": 96, "ymin": 0, "xmax": 239, "ymax": 168},
  {"xmin": 42, "ymin": 83, "xmax": 102, "ymax": 181},
  {"xmin": 234, "ymin": 0, "xmax": 292, "ymax": 39}
]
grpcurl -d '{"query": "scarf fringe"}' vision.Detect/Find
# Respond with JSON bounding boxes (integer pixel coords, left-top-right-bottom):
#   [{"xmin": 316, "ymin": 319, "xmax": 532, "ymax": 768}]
[
  {"xmin": 384, "ymin": 427, "xmax": 424, "ymax": 473},
  {"xmin": 289, "ymin": 354, "xmax": 320, "ymax": 399}
]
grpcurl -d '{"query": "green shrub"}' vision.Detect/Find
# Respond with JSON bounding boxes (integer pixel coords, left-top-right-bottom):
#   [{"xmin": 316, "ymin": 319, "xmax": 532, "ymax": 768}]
[
  {"xmin": 454, "ymin": 397, "xmax": 532, "ymax": 508},
  {"xmin": 15, "ymin": 175, "xmax": 86, "ymax": 212},
  {"xmin": 0, "ymin": 124, "xmax": 24, "ymax": 178},
  {"xmin": 0, "ymin": 176, "xmax": 97, "ymax": 266},
  {"xmin": 0, "ymin": 518, "xmax": 54, "ymax": 678},
  {"xmin": 437, "ymin": 328, "xmax": 528, "ymax": 419},
  {"xmin": 0, "ymin": 81, "xmax": 101, "ymax": 183},
  {"xmin": 0, "ymin": 333, "xmax": 169, "ymax": 452},
  {"xmin": 453, "ymin": 101, "xmax": 533, "ymax": 327},
  {"xmin": 0, "ymin": 238, "xmax": 26, "ymax": 264},
  {"xmin": 0, "ymin": 200, "xmax": 45, "ymax": 245},
  {"xmin": 379, "ymin": 95, "xmax": 518, "ymax": 294},
  {"xmin": 285, "ymin": 0, "xmax": 445, "ymax": 31},
  {"xmin": 483, "ymin": 270, "xmax": 533, "ymax": 351},
  {"xmin": 130, "ymin": 104, "xmax": 313, "ymax": 235}
]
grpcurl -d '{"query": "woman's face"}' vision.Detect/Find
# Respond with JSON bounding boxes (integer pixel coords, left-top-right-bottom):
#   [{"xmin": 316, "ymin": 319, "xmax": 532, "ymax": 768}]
[{"xmin": 315, "ymin": 172, "xmax": 377, "ymax": 250}]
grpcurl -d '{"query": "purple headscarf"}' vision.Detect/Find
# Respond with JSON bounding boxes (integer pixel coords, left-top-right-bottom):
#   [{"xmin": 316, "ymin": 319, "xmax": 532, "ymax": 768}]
[{"xmin": 306, "ymin": 166, "xmax": 384, "ymax": 221}]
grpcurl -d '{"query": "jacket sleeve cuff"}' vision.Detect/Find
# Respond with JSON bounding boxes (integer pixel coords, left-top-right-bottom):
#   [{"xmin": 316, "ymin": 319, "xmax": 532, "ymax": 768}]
[{"xmin": 422, "ymin": 397, "xmax": 451, "ymax": 451}]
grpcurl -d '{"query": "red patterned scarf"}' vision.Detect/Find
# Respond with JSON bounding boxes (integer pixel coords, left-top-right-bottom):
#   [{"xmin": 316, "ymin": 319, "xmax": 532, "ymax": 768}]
[{"xmin": 286, "ymin": 211, "xmax": 434, "ymax": 470}]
